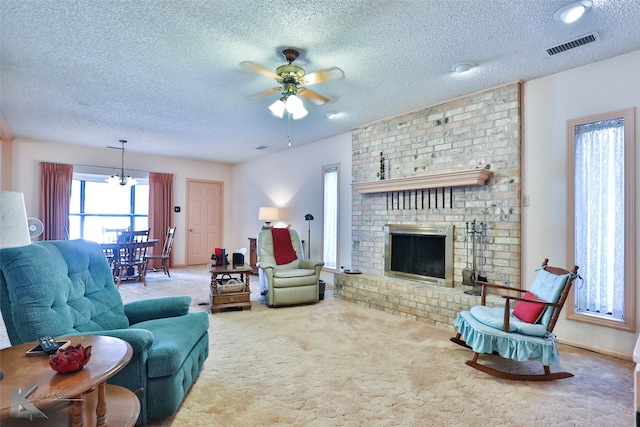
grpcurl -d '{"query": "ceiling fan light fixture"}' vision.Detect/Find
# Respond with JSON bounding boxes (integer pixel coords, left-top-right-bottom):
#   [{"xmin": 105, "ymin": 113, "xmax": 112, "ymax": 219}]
[
  {"xmin": 268, "ymin": 98, "xmax": 286, "ymax": 118},
  {"xmin": 243, "ymin": 48, "xmax": 343, "ymax": 121},
  {"xmin": 554, "ymin": 1, "xmax": 592, "ymax": 24},
  {"xmin": 292, "ymin": 107, "xmax": 308, "ymax": 120},
  {"xmin": 285, "ymin": 94, "xmax": 303, "ymax": 112},
  {"xmin": 284, "ymin": 94, "xmax": 308, "ymax": 119}
]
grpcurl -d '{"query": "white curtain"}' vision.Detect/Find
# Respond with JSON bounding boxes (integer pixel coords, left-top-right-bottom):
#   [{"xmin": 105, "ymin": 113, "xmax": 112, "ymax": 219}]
[
  {"xmin": 323, "ymin": 167, "xmax": 338, "ymax": 269},
  {"xmin": 574, "ymin": 118, "xmax": 625, "ymax": 318}
]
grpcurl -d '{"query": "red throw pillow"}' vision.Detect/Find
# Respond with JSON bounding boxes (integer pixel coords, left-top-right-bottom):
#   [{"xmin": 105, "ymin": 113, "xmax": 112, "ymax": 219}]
[{"xmin": 513, "ymin": 291, "xmax": 546, "ymax": 324}]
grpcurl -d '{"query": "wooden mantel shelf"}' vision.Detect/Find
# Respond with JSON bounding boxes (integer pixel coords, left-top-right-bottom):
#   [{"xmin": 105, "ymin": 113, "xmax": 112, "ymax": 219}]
[{"xmin": 352, "ymin": 169, "xmax": 492, "ymax": 193}]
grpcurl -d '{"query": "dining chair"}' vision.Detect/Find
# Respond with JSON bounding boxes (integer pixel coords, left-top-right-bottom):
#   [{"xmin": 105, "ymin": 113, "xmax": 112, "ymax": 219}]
[
  {"xmin": 101, "ymin": 227, "xmax": 129, "ymax": 269},
  {"xmin": 145, "ymin": 226, "xmax": 176, "ymax": 277},
  {"xmin": 102, "ymin": 227, "xmax": 129, "ymax": 243},
  {"xmin": 113, "ymin": 229, "xmax": 150, "ymax": 288}
]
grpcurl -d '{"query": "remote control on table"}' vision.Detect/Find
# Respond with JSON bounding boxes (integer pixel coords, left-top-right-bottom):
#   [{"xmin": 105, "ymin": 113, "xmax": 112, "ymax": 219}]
[{"xmin": 38, "ymin": 336, "xmax": 60, "ymax": 354}]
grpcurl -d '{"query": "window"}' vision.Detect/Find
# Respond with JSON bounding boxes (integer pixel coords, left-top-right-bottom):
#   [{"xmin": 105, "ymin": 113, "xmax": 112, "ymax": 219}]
[
  {"xmin": 323, "ymin": 164, "xmax": 339, "ymax": 270},
  {"xmin": 566, "ymin": 108, "xmax": 635, "ymax": 331},
  {"xmin": 69, "ymin": 174, "xmax": 149, "ymax": 242}
]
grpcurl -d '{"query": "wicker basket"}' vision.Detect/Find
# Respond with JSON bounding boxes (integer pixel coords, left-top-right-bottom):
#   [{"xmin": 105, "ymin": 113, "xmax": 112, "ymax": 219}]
[{"xmin": 218, "ymin": 279, "xmax": 244, "ymax": 294}]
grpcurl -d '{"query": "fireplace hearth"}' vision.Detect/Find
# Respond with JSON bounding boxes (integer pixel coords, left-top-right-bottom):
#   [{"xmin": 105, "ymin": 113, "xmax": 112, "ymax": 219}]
[{"xmin": 384, "ymin": 224, "xmax": 453, "ymax": 287}]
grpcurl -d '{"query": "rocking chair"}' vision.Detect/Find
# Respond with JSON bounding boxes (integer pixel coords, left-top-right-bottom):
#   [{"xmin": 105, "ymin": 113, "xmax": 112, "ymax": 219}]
[{"xmin": 450, "ymin": 259, "xmax": 579, "ymax": 381}]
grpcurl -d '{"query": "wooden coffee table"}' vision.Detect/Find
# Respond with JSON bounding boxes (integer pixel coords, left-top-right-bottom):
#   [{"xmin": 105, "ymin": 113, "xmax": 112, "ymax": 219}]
[
  {"xmin": 0, "ymin": 335, "xmax": 139, "ymax": 427},
  {"xmin": 209, "ymin": 264, "xmax": 252, "ymax": 313}
]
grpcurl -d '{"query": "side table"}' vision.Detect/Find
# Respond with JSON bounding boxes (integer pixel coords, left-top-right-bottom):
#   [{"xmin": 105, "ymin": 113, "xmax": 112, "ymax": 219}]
[
  {"xmin": 0, "ymin": 335, "xmax": 139, "ymax": 427},
  {"xmin": 209, "ymin": 264, "xmax": 252, "ymax": 313}
]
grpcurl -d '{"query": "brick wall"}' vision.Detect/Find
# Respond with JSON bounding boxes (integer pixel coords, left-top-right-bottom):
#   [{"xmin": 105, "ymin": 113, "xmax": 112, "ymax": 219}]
[
  {"xmin": 351, "ymin": 82, "xmax": 522, "ymax": 289},
  {"xmin": 334, "ymin": 273, "xmax": 502, "ymax": 330}
]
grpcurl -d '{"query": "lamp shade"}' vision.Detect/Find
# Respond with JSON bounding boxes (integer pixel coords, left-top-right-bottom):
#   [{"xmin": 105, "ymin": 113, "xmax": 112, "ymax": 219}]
[
  {"xmin": 285, "ymin": 95, "xmax": 308, "ymax": 119},
  {"xmin": 0, "ymin": 191, "xmax": 32, "ymax": 248},
  {"xmin": 258, "ymin": 207, "xmax": 280, "ymax": 221},
  {"xmin": 268, "ymin": 99, "xmax": 286, "ymax": 118}
]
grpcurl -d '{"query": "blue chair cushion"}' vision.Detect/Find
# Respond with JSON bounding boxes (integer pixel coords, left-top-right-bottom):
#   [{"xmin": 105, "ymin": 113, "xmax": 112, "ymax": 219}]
[
  {"xmin": 529, "ymin": 268, "xmax": 572, "ymax": 327},
  {"xmin": 469, "ymin": 305, "xmax": 548, "ymax": 337},
  {"xmin": 454, "ymin": 311, "xmax": 560, "ymax": 365}
]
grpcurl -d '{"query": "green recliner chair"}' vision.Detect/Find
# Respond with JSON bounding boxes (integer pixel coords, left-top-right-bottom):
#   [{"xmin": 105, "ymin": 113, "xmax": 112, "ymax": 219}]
[
  {"xmin": 257, "ymin": 228, "xmax": 324, "ymax": 307},
  {"xmin": 0, "ymin": 239, "xmax": 209, "ymax": 425}
]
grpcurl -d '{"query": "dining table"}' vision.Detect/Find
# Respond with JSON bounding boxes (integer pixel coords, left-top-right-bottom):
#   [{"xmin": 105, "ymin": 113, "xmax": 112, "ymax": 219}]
[{"xmin": 99, "ymin": 239, "xmax": 159, "ymax": 252}]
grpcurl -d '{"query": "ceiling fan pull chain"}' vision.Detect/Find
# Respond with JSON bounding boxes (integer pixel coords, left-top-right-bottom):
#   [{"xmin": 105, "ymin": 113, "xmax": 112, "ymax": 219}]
[{"xmin": 287, "ymin": 113, "xmax": 292, "ymax": 147}]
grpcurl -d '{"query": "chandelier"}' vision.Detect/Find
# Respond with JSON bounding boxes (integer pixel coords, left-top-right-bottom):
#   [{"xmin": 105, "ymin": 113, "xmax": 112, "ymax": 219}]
[{"xmin": 106, "ymin": 140, "xmax": 138, "ymax": 187}]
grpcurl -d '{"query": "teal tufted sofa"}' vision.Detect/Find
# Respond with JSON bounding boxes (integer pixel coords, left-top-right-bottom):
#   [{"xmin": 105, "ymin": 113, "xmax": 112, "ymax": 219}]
[{"xmin": 0, "ymin": 239, "xmax": 209, "ymax": 425}]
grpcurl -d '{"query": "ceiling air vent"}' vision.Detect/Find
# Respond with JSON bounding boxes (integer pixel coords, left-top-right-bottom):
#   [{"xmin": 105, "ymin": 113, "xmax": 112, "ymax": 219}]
[{"xmin": 546, "ymin": 32, "xmax": 599, "ymax": 56}]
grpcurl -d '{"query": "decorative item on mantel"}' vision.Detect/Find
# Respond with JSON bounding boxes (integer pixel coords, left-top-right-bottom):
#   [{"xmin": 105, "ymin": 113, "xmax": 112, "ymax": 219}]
[{"xmin": 379, "ymin": 152, "xmax": 386, "ymax": 180}]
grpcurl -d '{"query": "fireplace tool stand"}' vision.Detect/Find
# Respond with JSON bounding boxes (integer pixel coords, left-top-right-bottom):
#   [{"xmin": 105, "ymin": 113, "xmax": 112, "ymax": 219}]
[{"xmin": 463, "ymin": 220, "xmax": 485, "ymax": 296}]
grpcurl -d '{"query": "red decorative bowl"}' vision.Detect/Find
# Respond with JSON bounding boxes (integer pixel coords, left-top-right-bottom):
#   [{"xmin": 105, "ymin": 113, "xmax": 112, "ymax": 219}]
[{"xmin": 49, "ymin": 344, "xmax": 92, "ymax": 373}]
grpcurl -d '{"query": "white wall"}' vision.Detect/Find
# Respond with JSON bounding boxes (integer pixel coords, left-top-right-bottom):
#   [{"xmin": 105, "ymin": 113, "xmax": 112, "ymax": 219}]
[
  {"xmin": 229, "ymin": 132, "xmax": 353, "ymax": 283},
  {"xmin": 8, "ymin": 138, "xmax": 233, "ymax": 266},
  {"xmin": 523, "ymin": 49, "xmax": 640, "ymax": 357}
]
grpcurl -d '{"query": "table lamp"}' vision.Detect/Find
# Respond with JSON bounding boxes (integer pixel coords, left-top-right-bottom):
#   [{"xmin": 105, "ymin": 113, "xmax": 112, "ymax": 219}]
[
  {"xmin": 0, "ymin": 191, "xmax": 31, "ymax": 249},
  {"xmin": 258, "ymin": 207, "xmax": 279, "ymax": 230}
]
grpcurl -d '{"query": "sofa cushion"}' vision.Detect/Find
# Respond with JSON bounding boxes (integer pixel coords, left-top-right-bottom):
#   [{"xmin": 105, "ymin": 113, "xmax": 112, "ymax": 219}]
[
  {"xmin": 274, "ymin": 268, "xmax": 316, "ymax": 278},
  {"xmin": 469, "ymin": 306, "xmax": 516, "ymax": 332},
  {"xmin": 468, "ymin": 305, "xmax": 548, "ymax": 337},
  {"xmin": 0, "ymin": 240, "xmax": 128, "ymax": 344},
  {"xmin": 133, "ymin": 311, "xmax": 209, "ymax": 378}
]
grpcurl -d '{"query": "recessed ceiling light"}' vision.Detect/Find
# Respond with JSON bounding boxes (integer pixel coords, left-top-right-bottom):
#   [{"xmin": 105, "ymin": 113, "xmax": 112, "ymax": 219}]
[
  {"xmin": 326, "ymin": 111, "xmax": 339, "ymax": 119},
  {"xmin": 451, "ymin": 62, "xmax": 475, "ymax": 74},
  {"xmin": 554, "ymin": 1, "xmax": 592, "ymax": 24}
]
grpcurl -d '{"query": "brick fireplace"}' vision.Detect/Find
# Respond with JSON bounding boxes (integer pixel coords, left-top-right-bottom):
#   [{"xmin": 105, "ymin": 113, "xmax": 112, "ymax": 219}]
[
  {"xmin": 337, "ymin": 82, "xmax": 522, "ymax": 328},
  {"xmin": 384, "ymin": 223, "xmax": 453, "ymax": 287}
]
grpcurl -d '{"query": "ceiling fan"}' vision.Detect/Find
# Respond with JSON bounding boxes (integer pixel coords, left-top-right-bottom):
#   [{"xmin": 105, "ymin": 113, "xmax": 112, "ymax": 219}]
[{"xmin": 241, "ymin": 48, "xmax": 344, "ymax": 119}]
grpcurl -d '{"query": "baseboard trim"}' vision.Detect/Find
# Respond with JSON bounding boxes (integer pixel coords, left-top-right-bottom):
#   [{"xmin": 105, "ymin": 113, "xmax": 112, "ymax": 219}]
[{"xmin": 559, "ymin": 338, "xmax": 632, "ymax": 361}]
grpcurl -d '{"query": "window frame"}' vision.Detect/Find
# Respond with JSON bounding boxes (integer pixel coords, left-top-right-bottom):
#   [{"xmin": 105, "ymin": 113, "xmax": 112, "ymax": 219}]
[
  {"xmin": 322, "ymin": 163, "xmax": 340, "ymax": 272},
  {"xmin": 565, "ymin": 107, "xmax": 636, "ymax": 331},
  {"xmin": 69, "ymin": 174, "xmax": 149, "ymax": 242}
]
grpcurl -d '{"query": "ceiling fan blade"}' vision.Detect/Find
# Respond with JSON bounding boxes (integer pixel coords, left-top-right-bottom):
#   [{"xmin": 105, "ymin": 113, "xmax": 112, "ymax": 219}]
[
  {"xmin": 247, "ymin": 87, "xmax": 282, "ymax": 99},
  {"xmin": 240, "ymin": 61, "xmax": 281, "ymax": 81},
  {"xmin": 297, "ymin": 87, "xmax": 329, "ymax": 105},
  {"xmin": 301, "ymin": 67, "xmax": 345, "ymax": 85}
]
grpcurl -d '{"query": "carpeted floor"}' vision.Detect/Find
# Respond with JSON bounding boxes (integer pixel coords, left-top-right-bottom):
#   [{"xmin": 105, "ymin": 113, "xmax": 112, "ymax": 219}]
[{"xmin": 1, "ymin": 266, "xmax": 635, "ymax": 426}]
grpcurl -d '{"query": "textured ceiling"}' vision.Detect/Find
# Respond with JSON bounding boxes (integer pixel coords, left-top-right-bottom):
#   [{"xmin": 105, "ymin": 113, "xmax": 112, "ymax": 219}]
[{"xmin": 2, "ymin": 0, "xmax": 640, "ymax": 164}]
